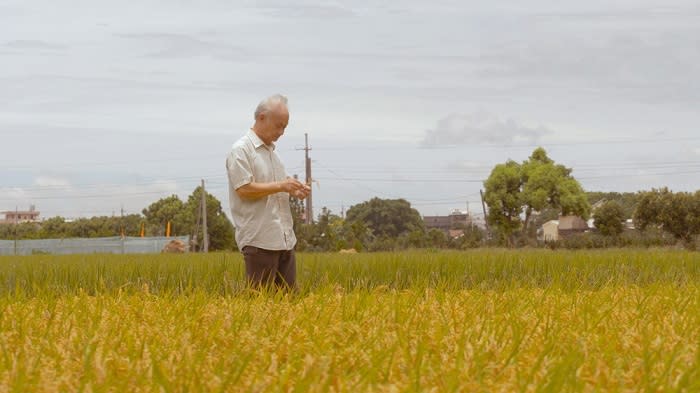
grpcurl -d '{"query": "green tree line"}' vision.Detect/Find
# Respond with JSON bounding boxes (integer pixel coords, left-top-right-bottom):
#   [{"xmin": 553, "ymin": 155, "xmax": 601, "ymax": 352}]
[
  {"xmin": 0, "ymin": 186, "xmax": 235, "ymax": 251},
  {"xmin": 2, "ymin": 148, "xmax": 697, "ymax": 251}
]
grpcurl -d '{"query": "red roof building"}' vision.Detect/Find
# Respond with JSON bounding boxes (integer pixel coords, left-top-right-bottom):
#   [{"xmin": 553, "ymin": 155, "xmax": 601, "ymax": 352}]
[{"xmin": 0, "ymin": 206, "xmax": 40, "ymax": 224}]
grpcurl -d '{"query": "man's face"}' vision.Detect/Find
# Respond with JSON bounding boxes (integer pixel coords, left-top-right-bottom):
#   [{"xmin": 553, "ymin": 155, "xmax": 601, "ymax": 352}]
[{"xmin": 260, "ymin": 105, "xmax": 289, "ymax": 144}]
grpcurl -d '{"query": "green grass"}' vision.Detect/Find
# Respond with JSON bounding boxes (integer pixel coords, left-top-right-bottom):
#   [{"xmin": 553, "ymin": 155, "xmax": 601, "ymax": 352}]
[{"xmin": 0, "ymin": 249, "xmax": 697, "ymax": 295}]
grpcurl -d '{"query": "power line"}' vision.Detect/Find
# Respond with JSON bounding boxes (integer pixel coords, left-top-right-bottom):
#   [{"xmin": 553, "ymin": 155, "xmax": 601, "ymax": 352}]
[
  {"xmin": 3, "ymin": 170, "xmax": 694, "ymax": 203},
  {"xmin": 314, "ymin": 177, "xmax": 485, "ymax": 183},
  {"xmin": 312, "ymin": 169, "xmax": 700, "ymax": 184},
  {"xmin": 4, "ymin": 159, "xmax": 698, "ymax": 193},
  {"xmin": 579, "ymin": 169, "xmax": 700, "ymax": 180},
  {"xmin": 0, "ymin": 155, "xmax": 221, "ymax": 171},
  {"xmin": 411, "ymin": 200, "xmax": 482, "ymax": 206},
  {"xmin": 2, "ymin": 166, "xmax": 696, "ymax": 203},
  {"xmin": 314, "ymin": 160, "xmax": 393, "ymax": 198},
  {"xmin": 0, "ymin": 190, "xmax": 181, "ymax": 202},
  {"xmin": 300, "ymin": 161, "xmax": 700, "ymax": 171},
  {"xmin": 3, "ymin": 136, "xmax": 696, "ymax": 170},
  {"xmin": 287, "ymin": 136, "xmax": 700, "ymax": 151},
  {"xmin": 1, "ymin": 175, "xmax": 223, "ymax": 193}
]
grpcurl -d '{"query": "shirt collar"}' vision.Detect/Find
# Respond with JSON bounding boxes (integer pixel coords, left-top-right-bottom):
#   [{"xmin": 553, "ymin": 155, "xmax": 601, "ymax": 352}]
[{"xmin": 247, "ymin": 129, "xmax": 275, "ymax": 150}]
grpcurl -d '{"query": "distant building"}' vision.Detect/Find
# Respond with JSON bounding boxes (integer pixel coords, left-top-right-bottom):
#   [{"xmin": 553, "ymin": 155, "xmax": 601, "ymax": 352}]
[
  {"xmin": 541, "ymin": 220, "xmax": 560, "ymax": 242},
  {"xmin": 558, "ymin": 215, "xmax": 589, "ymax": 237},
  {"xmin": 424, "ymin": 209, "xmax": 472, "ymax": 237},
  {"xmin": 538, "ymin": 215, "xmax": 589, "ymax": 242},
  {"xmin": 0, "ymin": 205, "xmax": 40, "ymax": 224},
  {"xmin": 423, "ymin": 215, "xmax": 451, "ymax": 232}
]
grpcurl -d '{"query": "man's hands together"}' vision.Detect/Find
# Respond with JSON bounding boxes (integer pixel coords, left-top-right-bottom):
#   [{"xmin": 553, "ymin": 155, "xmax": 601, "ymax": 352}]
[{"xmin": 280, "ymin": 178, "xmax": 311, "ymax": 200}]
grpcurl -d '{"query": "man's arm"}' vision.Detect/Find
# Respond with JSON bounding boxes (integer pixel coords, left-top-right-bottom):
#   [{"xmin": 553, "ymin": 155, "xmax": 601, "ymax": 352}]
[{"xmin": 236, "ymin": 178, "xmax": 310, "ymax": 200}]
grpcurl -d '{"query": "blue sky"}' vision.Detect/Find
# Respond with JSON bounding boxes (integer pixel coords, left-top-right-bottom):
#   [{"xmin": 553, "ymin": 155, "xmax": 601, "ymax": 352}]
[{"xmin": 1, "ymin": 0, "xmax": 699, "ymax": 220}]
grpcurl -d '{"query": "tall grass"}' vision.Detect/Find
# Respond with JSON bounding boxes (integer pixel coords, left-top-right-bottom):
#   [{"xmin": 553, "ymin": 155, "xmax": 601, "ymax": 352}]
[
  {"xmin": 0, "ymin": 249, "xmax": 697, "ymax": 295},
  {"xmin": 0, "ymin": 249, "xmax": 698, "ymax": 391}
]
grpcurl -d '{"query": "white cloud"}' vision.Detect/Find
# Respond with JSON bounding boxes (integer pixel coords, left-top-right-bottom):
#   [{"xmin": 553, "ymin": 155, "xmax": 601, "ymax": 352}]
[
  {"xmin": 0, "ymin": 187, "xmax": 27, "ymax": 201},
  {"xmin": 476, "ymin": 31, "xmax": 700, "ymax": 106},
  {"xmin": 116, "ymin": 33, "xmax": 248, "ymax": 60},
  {"xmin": 445, "ymin": 160, "xmax": 490, "ymax": 174},
  {"xmin": 254, "ymin": 1, "xmax": 357, "ymax": 19},
  {"xmin": 4, "ymin": 40, "xmax": 66, "ymax": 51},
  {"xmin": 34, "ymin": 176, "xmax": 70, "ymax": 187},
  {"xmin": 150, "ymin": 180, "xmax": 179, "ymax": 193},
  {"xmin": 422, "ymin": 112, "xmax": 552, "ymax": 147}
]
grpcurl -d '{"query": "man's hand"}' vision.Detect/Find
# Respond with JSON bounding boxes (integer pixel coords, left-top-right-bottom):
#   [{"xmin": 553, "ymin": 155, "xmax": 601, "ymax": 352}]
[
  {"xmin": 291, "ymin": 187, "xmax": 311, "ymax": 200},
  {"xmin": 281, "ymin": 178, "xmax": 311, "ymax": 200}
]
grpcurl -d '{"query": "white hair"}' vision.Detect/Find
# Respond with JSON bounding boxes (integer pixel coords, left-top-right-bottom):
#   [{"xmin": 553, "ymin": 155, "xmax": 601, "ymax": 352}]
[{"xmin": 254, "ymin": 94, "xmax": 288, "ymax": 119}]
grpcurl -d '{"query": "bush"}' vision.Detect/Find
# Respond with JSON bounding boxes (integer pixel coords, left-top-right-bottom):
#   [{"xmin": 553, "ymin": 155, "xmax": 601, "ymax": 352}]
[
  {"xmin": 554, "ymin": 230, "xmax": 676, "ymax": 249},
  {"xmin": 593, "ymin": 201, "xmax": 625, "ymax": 236}
]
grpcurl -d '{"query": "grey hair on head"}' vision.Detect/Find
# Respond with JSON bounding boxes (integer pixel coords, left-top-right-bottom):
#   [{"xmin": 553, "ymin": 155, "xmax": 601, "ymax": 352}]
[{"xmin": 254, "ymin": 94, "xmax": 288, "ymax": 119}]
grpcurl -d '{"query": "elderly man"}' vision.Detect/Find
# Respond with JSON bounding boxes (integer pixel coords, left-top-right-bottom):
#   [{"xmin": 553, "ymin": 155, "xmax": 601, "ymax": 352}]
[{"xmin": 226, "ymin": 94, "xmax": 310, "ymax": 289}]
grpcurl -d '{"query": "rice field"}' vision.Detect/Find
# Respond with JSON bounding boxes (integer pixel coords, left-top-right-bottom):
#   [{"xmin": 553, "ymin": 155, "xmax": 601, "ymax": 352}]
[{"xmin": 0, "ymin": 250, "xmax": 698, "ymax": 392}]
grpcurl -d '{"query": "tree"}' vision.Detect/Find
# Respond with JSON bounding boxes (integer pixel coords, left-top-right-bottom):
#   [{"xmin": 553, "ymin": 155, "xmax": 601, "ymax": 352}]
[
  {"xmin": 0, "ymin": 214, "xmax": 145, "ymax": 240},
  {"xmin": 185, "ymin": 186, "xmax": 235, "ymax": 251},
  {"xmin": 345, "ymin": 198, "xmax": 425, "ymax": 239},
  {"xmin": 483, "ymin": 160, "xmax": 523, "ymax": 244},
  {"xmin": 399, "ymin": 229, "xmax": 426, "ymax": 249},
  {"xmin": 484, "ymin": 147, "xmax": 590, "ymax": 244},
  {"xmin": 426, "ymin": 228, "xmax": 448, "ymax": 248},
  {"xmin": 142, "ymin": 195, "xmax": 190, "ymax": 236},
  {"xmin": 634, "ymin": 188, "xmax": 700, "ymax": 248},
  {"xmin": 593, "ymin": 200, "xmax": 625, "ymax": 236},
  {"xmin": 587, "ymin": 191, "xmax": 639, "ymax": 218},
  {"xmin": 521, "ymin": 147, "xmax": 589, "ymax": 232},
  {"xmin": 142, "ymin": 187, "xmax": 235, "ymax": 251},
  {"xmin": 310, "ymin": 207, "xmax": 343, "ymax": 251},
  {"xmin": 451, "ymin": 224, "xmax": 485, "ymax": 249},
  {"xmin": 341, "ymin": 220, "xmax": 371, "ymax": 251},
  {"xmin": 0, "ymin": 222, "xmax": 40, "ymax": 240},
  {"xmin": 633, "ymin": 188, "xmax": 667, "ymax": 232},
  {"xmin": 38, "ymin": 216, "xmax": 68, "ymax": 238},
  {"xmin": 289, "ymin": 195, "xmax": 305, "ymax": 231}
]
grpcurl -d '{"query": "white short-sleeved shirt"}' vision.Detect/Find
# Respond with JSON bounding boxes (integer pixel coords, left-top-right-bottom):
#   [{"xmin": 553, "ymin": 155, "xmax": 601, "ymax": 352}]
[{"xmin": 226, "ymin": 130, "xmax": 296, "ymax": 250}]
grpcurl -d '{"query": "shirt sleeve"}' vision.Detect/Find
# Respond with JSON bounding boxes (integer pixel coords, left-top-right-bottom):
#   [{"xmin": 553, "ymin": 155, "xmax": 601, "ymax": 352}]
[{"xmin": 226, "ymin": 147, "xmax": 254, "ymax": 190}]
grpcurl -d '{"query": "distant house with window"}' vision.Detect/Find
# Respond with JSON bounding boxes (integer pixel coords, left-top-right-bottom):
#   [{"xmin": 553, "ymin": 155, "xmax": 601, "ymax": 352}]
[
  {"xmin": 538, "ymin": 215, "xmax": 589, "ymax": 242},
  {"xmin": 0, "ymin": 206, "xmax": 40, "ymax": 224}
]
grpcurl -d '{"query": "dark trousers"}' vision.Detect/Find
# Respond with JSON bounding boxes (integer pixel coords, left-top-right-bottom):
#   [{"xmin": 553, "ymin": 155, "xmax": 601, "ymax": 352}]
[{"xmin": 241, "ymin": 246, "xmax": 296, "ymax": 289}]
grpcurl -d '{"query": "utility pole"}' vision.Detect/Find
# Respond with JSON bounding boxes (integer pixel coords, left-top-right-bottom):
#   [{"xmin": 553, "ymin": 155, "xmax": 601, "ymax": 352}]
[
  {"xmin": 480, "ymin": 189, "xmax": 491, "ymax": 238},
  {"xmin": 13, "ymin": 206, "xmax": 18, "ymax": 256},
  {"xmin": 192, "ymin": 195, "xmax": 201, "ymax": 252},
  {"xmin": 296, "ymin": 133, "xmax": 313, "ymax": 224},
  {"xmin": 120, "ymin": 205, "xmax": 125, "ymax": 237},
  {"xmin": 201, "ymin": 179, "xmax": 209, "ymax": 252},
  {"xmin": 120, "ymin": 205, "xmax": 125, "ymax": 254},
  {"xmin": 466, "ymin": 201, "xmax": 471, "ymax": 227}
]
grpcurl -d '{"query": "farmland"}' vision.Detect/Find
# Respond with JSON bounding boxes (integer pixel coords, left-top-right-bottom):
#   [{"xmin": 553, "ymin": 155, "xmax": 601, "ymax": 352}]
[{"xmin": 0, "ymin": 250, "xmax": 699, "ymax": 391}]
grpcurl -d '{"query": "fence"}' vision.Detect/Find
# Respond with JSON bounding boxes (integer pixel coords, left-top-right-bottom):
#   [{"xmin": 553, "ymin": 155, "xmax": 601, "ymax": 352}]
[{"xmin": 0, "ymin": 236, "xmax": 190, "ymax": 256}]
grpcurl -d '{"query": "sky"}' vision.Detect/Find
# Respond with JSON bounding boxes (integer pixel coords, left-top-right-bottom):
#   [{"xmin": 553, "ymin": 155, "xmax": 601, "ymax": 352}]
[{"xmin": 1, "ymin": 0, "xmax": 699, "ymax": 222}]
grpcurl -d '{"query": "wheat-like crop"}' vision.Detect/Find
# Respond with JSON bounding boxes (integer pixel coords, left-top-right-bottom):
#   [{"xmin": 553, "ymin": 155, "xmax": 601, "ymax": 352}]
[{"xmin": 0, "ymin": 250, "xmax": 698, "ymax": 392}]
